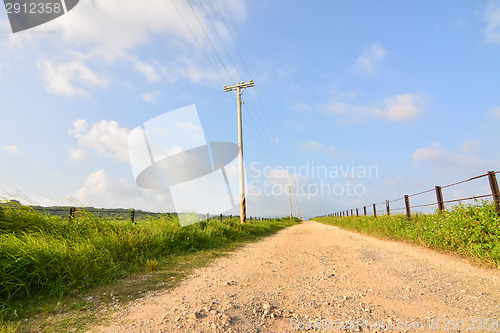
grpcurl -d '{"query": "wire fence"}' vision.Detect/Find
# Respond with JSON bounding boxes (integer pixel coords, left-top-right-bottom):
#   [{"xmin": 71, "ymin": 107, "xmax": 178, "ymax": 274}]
[
  {"xmin": 319, "ymin": 170, "xmax": 500, "ymax": 221},
  {"xmin": 0, "ymin": 204, "xmax": 272, "ymax": 224}
]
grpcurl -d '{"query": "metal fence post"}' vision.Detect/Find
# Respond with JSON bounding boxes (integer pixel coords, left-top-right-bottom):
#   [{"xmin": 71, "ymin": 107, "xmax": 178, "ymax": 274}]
[
  {"xmin": 364, "ymin": 206, "xmax": 367, "ymax": 216},
  {"xmin": 130, "ymin": 209, "xmax": 135, "ymax": 224},
  {"xmin": 386, "ymin": 200, "xmax": 390, "ymax": 216},
  {"xmin": 356, "ymin": 208, "xmax": 359, "ymax": 216},
  {"xmin": 373, "ymin": 204, "xmax": 377, "ymax": 218}
]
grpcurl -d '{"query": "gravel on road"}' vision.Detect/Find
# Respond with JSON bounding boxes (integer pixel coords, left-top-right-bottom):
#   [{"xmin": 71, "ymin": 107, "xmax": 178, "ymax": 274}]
[{"xmin": 90, "ymin": 221, "xmax": 500, "ymax": 332}]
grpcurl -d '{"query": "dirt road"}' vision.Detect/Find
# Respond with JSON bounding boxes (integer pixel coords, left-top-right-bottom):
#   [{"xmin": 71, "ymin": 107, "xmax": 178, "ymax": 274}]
[{"xmin": 91, "ymin": 221, "xmax": 500, "ymax": 332}]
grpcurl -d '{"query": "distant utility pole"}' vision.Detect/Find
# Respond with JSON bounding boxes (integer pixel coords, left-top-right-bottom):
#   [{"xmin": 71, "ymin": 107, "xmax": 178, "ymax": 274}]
[
  {"xmin": 295, "ymin": 199, "xmax": 298, "ymax": 217},
  {"xmin": 224, "ymin": 80, "xmax": 255, "ymax": 224},
  {"xmin": 288, "ymin": 185, "xmax": 293, "ymax": 220}
]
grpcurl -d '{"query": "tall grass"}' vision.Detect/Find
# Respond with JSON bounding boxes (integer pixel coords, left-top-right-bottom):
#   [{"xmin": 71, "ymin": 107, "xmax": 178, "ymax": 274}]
[
  {"xmin": 315, "ymin": 200, "xmax": 500, "ymax": 268},
  {"xmin": 0, "ymin": 203, "xmax": 299, "ymax": 320}
]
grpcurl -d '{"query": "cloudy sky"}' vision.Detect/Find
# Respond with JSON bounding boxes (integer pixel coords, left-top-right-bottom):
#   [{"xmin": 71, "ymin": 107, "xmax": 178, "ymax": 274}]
[{"xmin": 1, "ymin": 0, "xmax": 499, "ymax": 219}]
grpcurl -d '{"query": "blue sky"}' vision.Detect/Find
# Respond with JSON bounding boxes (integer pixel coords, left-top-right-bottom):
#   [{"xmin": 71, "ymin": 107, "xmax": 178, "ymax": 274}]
[{"xmin": 1, "ymin": 0, "xmax": 499, "ymax": 219}]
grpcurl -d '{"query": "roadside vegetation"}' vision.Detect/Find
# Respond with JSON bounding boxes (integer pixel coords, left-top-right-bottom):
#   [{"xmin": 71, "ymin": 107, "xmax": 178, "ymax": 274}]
[
  {"xmin": 315, "ymin": 200, "xmax": 500, "ymax": 268},
  {"xmin": 0, "ymin": 203, "xmax": 300, "ymax": 332}
]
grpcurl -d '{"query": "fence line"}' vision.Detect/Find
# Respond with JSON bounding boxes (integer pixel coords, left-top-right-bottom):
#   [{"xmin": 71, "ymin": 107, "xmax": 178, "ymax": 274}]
[
  {"xmin": 0, "ymin": 204, "xmax": 274, "ymax": 224},
  {"xmin": 321, "ymin": 170, "xmax": 500, "ymax": 220}
]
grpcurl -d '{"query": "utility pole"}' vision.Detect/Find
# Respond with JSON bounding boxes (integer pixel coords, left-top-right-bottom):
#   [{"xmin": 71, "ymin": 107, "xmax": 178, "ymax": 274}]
[
  {"xmin": 288, "ymin": 185, "xmax": 293, "ymax": 220},
  {"xmin": 295, "ymin": 199, "xmax": 298, "ymax": 218},
  {"xmin": 224, "ymin": 80, "xmax": 254, "ymax": 224}
]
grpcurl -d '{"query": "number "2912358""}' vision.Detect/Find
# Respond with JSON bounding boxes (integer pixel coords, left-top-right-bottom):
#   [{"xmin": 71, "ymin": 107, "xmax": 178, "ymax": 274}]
[{"xmin": 5, "ymin": 2, "xmax": 63, "ymax": 14}]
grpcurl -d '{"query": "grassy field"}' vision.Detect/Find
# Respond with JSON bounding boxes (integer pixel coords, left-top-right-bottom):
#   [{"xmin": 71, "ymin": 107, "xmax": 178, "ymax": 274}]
[
  {"xmin": 315, "ymin": 200, "xmax": 500, "ymax": 268},
  {"xmin": 0, "ymin": 203, "xmax": 300, "ymax": 331}
]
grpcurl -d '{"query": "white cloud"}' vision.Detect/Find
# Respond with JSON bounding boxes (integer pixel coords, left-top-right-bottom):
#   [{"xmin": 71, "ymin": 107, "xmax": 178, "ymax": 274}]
[
  {"xmin": 265, "ymin": 168, "xmax": 300, "ymax": 189},
  {"xmin": 68, "ymin": 147, "xmax": 88, "ymax": 161},
  {"xmin": 412, "ymin": 142, "xmax": 486, "ymax": 174},
  {"xmin": 462, "ymin": 140, "xmax": 481, "ymax": 153},
  {"xmin": 292, "ymin": 102, "xmax": 311, "ymax": 111},
  {"xmin": 483, "ymin": 2, "xmax": 500, "ymax": 44},
  {"xmin": 9, "ymin": 0, "xmax": 245, "ymax": 95},
  {"xmin": 322, "ymin": 92, "xmax": 424, "ymax": 123},
  {"xmin": 354, "ymin": 42, "xmax": 386, "ymax": 75},
  {"xmin": 134, "ymin": 59, "xmax": 165, "ymax": 82},
  {"xmin": 21, "ymin": 0, "xmax": 246, "ymax": 96},
  {"xmin": 48, "ymin": 1, "xmax": 189, "ymax": 52},
  {"xmin": 141, "ymin": 90, "xmax": 162, "ymax": 103},
  {"xmin": 384, "ymin": 175, "xmax": 407, "ymax": 188},
  {"xmin": 37, "ymin": 59, "xmax": 108, "ymax": 97},
  {"xmin": 0, "ymin": 18, "xmax": 40, "ymax": 52},
  {"xmin": 173, "ymin": 57, "xmax": 222, "ymax": 84},
  {"xmin": 383, "ymin": 175, "xmax": 430, "ymax": 197},
  {"xmin": 412, "ymin": 143, "xmax": 442, "ymax": 162},
  {"xmin": 488, "ymin": 106, "xmax": 500, "ymax": 119},
  {"xmin": 298, "ymin": 140, "xmax": 343, "ymax": 156},
  {"xmin": 450, "ymin": 17, "xmax": 467, "ymax": 29},
  {"xmin": 68, "ymin": 119, "xmax": 131, "ymax": 161},
  {"xmin": 46, "ymin": 0, "xmax": 246, "ymax": 54},
  {"xmin": 322, "ymin": 103, "xmax": 366, "ymax": 120},
  {"xmin": 69, "ymin": 118, "xmax": 88, "ymax": 134},
  {"xmin": 68, "ymin": 170, "xmax": 144, "ymax": 208},
  {"xmin": 132, "ymin": 55, "xmax": 222, "ymax": 85},
  {"xmin": 329, "ymin": 86, "xmax": 359, "ymax": 102},
  {"xmin": 286, "ymin": 120, "xmax": 302, "ymax": 130},
  {"xmin": 2, "ymin": 145, "xmax": 21, "ymax": 154},
  {"xmin": 64, "ymin": 172, "xmax": 173, "ymax": 211},
  {"xmin": 374, "ymin": 93, "xmax": 423, "ymax": 121}
]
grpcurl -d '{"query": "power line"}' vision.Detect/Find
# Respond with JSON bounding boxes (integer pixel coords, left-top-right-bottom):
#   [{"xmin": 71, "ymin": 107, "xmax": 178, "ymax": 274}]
[
  {"xmin": 242, "ymin": 104, "xmax": 281, "ymax": 167},
  {"xmin": 252, "ymin": 90, "xmax": 286, "ymax": 167},
  {"xmin": 197, "ymin": 0, "xmax": 240, "ymax": 81},
  {"xmin": 211, "ymin": 0, "xmax": 251, "ymax": 78},
  {"xmin": 170, "ymin": 0, "xmax": 226, "ymax": 86},
  {"xmin": 211, "ymin": 0, "xmax": 285, "ymax": 167},
  {"xmin": 198, "ymin": 0, "xmax": 282, "ymax": 166},
  {"xmin": 186, "ymin": 0, "xmax": 235, "ymax": 84},
  {"xmin": 244, "ymin": 93, "xmax": 284, "ymax": 167},
  {"xmin": 173, "ymin": 0, "xmax": 284, "ymax": 167}
]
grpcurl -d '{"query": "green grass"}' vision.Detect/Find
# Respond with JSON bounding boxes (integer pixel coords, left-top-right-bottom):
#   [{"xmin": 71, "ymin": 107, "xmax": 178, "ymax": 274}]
[
  {"xmin": 0, "ymin": 203, "xmax": 300, "ymax": 328},
  {"xmin": 315, "ymin": 200, "xmax": 500, "ymax": 268}
]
